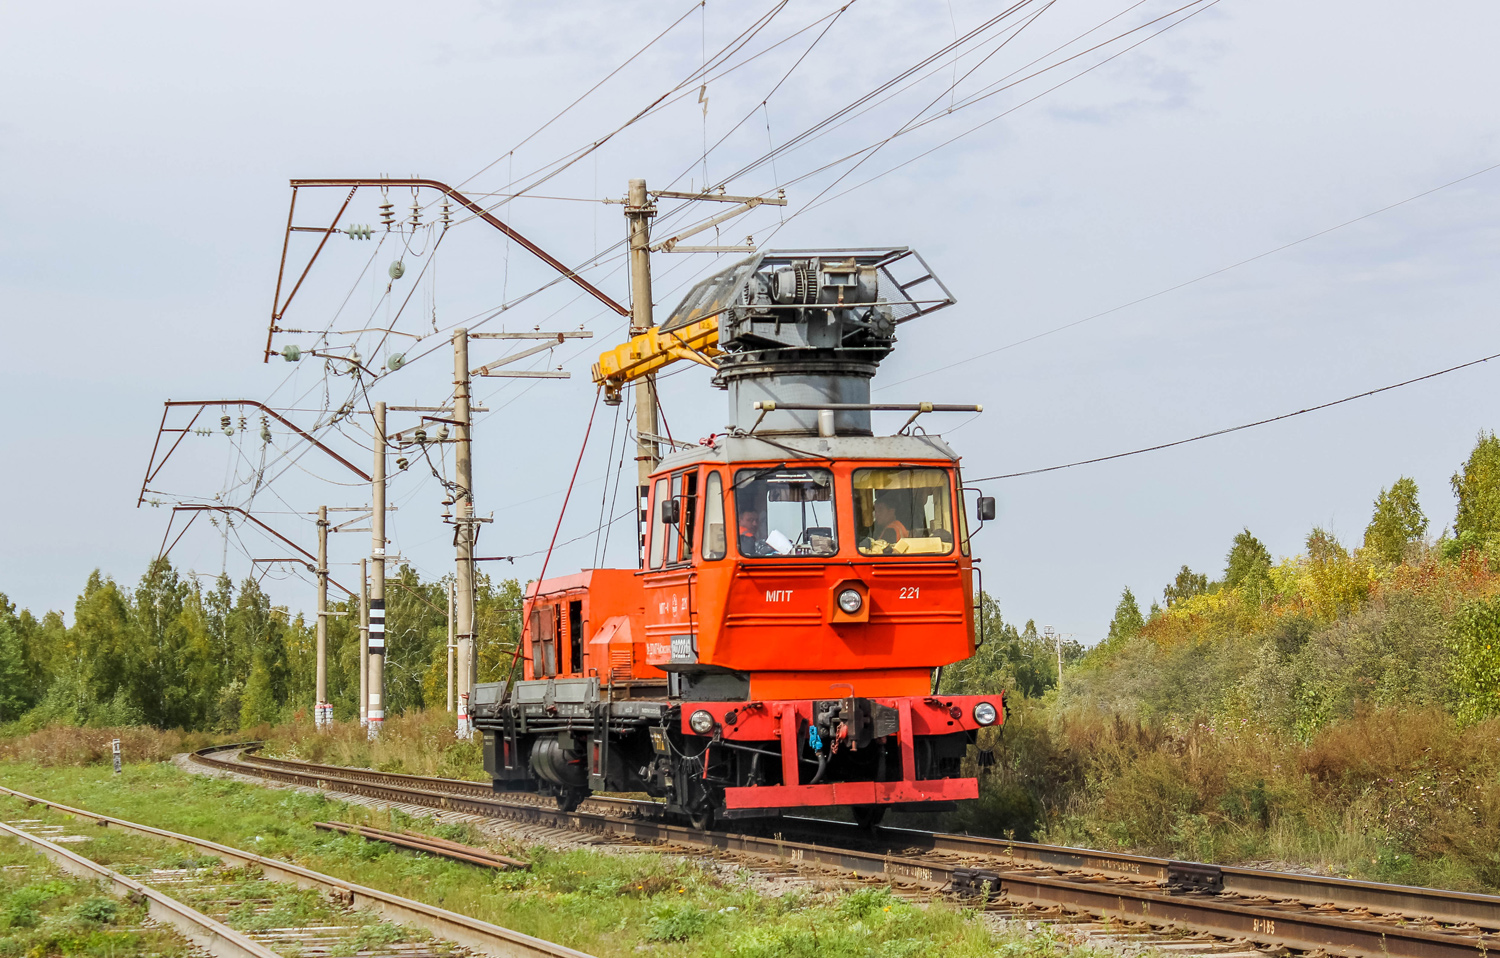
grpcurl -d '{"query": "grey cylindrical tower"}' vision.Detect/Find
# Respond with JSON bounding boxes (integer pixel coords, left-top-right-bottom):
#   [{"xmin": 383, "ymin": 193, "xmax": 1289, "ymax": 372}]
[{"xmin": 719, "ymin": 356, "xmax": 880, "ymax": 436}]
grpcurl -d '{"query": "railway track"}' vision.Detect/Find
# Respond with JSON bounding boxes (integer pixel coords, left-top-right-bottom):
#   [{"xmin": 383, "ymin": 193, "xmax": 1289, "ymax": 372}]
[
  {"xmin": 194, "ymin": 743, "xmax": 1500, "ymax": 958},
  {"xmin": 0, "ymin": 779, "xmax": 594, "ymax": 958}
]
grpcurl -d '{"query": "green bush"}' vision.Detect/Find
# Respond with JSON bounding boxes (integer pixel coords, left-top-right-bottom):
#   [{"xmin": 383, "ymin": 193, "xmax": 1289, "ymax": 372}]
[
  {"xmin": 72, "ymin": 897, "xmax": 118, "ymax": 925},
  {"xmin": 837, "ymin": 887, "xmax": 896, "ymax": 920},
  {"xmin": 1451, "ymin": 595, "xmax": 1500, "ymax": 723},
  {"xmin": 646, "ymin": 900, "xmax": 710, "ymax": 941},
  {"xmin": 0, "ymin": 905, "xmax": 38, "ymax": 930}
]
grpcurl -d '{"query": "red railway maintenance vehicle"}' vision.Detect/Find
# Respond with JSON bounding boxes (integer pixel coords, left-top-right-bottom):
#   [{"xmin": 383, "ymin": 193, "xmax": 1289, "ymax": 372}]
[{"xmin": 472, "ymin": 247, "xmax": 1001, "ymax": 829}]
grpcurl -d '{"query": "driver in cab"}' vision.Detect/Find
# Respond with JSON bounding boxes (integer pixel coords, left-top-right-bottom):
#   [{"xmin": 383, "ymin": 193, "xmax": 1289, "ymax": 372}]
[
  {"xmin": 860, "ymin": 496, "xmax": 912, "ymax": 555},
  {"xmin": 872, "ymin": 497, "xmax": 909, "ymax": 545},
  {"xmin": 738, "ymin": 506, "xmax": 771, "ymax": 557}
]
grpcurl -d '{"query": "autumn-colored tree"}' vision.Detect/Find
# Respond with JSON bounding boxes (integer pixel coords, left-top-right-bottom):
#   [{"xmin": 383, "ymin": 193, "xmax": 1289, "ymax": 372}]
[{"xmin": 1304, "ymin": 527, "xmax": 1369, "ymax": 619}]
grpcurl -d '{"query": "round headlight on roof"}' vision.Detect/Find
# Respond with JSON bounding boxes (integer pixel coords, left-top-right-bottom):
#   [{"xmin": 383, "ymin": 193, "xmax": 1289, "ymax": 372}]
[
  {"xmin": 837, "ymin": 588, "xmax": 863, "ymax": 614},
  {"xmin": 973, "ymin": 701, "xmax": 999, "ymax": 727},
  {"xmin": 689, "ymin": 709, "xmax": 715, "ymax": 735}
]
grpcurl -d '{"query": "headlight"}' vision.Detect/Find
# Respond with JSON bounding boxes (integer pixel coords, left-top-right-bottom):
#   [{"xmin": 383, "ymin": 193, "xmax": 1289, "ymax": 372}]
[
  {"xmin": 837, "ymin": 588, "xmax": 863, "ymax": 614},
  {"xmin": 973, "ymin": 702, "xmax": 998, "ymax": 726},
  {"xmin": 688, "ymin": 709, "xmax": 715, "ymax": 735}
]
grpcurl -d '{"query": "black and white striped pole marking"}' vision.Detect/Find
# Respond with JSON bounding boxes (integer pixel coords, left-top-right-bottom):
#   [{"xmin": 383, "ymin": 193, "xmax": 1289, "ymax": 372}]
[{"xmin": 367, "ymin": 597, "xmax": 385, "ymax": 733}]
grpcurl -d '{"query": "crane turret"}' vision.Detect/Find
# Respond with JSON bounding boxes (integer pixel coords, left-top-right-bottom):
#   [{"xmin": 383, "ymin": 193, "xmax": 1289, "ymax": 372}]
[{"xmin": 591, "ymin": 247, "xmax": 955, "ymax": 435}]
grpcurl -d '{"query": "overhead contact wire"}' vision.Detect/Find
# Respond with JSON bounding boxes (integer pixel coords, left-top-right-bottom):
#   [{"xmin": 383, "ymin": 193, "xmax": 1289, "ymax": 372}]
[{"xmin": 971, "ymin": 350, "xmax": 1500, "ymax": 482}]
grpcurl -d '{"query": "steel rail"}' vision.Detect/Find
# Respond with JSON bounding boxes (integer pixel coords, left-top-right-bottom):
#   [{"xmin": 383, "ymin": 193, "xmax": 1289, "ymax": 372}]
[
  {"xmin": 0, "ymin": 782, "xmax": 595, "ymax": 958},
  {"xmin": 0, "ymin": 819, "xmax": 279, "ymax": 958},
  {"xmin": 226, "ymin": 746, "xmax": 1500, "ymax": 932},
  {"xmin": 195, "ymin": 745, "xmax": 1500, "ymax": 958},
  {"xmin": 225, "ymin": 746, "xmax": 661, "ymax": 817},
  {"xmin": 825, "ymin": 823, "xmax": 1500, "ymax": 931},
  {"xmin": 313, "ymin": 821, "xmax": 528, "ymax": 870}
]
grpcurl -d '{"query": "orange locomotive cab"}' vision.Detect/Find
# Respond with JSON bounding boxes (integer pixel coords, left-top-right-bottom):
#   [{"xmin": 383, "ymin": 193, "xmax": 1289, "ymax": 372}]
[
  {"xmin": 472, "ymin": 246, "xmax": 1004, "ymax": 827},
  {"xmin": 636, "ymin": 432, "xmax": 999, "ymax": 822}
]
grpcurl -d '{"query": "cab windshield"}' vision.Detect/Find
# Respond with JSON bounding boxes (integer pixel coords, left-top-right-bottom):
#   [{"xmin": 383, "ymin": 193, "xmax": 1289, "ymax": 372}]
[
  {"xmin": 734, "ymin": 468, "xmax": 837, "ymax": 557},
  {"xmin": 853, "ymin": 467, "xmax": 955, "ymax": 555}
]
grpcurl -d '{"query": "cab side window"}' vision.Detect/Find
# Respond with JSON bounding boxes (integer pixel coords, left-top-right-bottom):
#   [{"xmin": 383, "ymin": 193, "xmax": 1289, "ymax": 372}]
[
  {"xmin": 666, "ymin": 474, "xmax": 683, "ymax": 564},
  {"xmin": 530, "ymin": 604, "xmax": 558, "ymax": 677},
  {"xmin": 663, "ymin": 471, "xmax": 699, "ymax": 566},
  {"xmin": 702, "ymin": 471, "xmax": 726, "ymax": 560},
  {"xmin": 679, "ymin": 472, "xmax": 699, "ymax": 563},
  {"xmin": 567, "ymin": 599, "xmax": 583, "ymax": 675},
  {"xmin": 648, "ymin": 478, "xmax": 668, "ymax": 569}
]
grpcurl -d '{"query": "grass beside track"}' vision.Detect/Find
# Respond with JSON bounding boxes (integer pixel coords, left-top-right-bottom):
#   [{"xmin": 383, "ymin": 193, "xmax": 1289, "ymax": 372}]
[
  {"xmin": 0, "ymin": 761, "xmax": 1110, "ymax": 958},
  {"xmin": 0, "ymin": 832, "xmax": 197, "ymax": 957}
]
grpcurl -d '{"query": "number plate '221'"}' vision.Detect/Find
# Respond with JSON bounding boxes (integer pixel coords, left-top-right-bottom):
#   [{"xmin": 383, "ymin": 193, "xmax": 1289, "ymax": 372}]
[{"xmin": 898, "ymin": 586, "xmax": 921, "ymax": 599}]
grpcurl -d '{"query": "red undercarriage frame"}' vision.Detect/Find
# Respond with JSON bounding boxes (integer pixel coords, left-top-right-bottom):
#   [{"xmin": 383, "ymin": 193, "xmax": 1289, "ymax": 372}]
[{"xmin": 678, "ymin": 694, "xmax": 1000, "ymax": 811}]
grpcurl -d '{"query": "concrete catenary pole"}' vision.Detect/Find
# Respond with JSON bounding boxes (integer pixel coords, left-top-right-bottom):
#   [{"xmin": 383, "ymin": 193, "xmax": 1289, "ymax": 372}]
[
  {"xmin": 368, "ymin": 401, "xmax": 387, "ymax": 738},
  {"xmin": 446, "ymin": 581, "xmax": 456, "ymax": 713},
  {"xmin": 315, "ymin": 504, "xmax": 329, "ymax": 728},
  {"xmin": 626, "ymin": 178, "xmax": 660, "ymax": 557},
  {"xmin": 454, "ymin": 329, "xmax": 476, "ymax": 737},
  {"xmin": 1057, "ymin": 631, "xmax": 1064, "ymax": 693},
  {"xmin": 1044, "ymin": 625, "xmax": 1061, "ymax": 694},
  {"xmin": 358, "ymin": 557, "xmax": 369, "ymax": 726}
]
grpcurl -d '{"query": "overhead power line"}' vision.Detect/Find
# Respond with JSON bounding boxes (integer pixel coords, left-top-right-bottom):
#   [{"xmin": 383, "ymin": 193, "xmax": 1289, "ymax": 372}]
[
  {"xmin": 457, "ymin": 0, "xmax": 708, "ymax": 191},
  {"xmin": 969, "ymin": 349, "xmax": 1500, "ymax": 482},
  {"xmin": 882, "ymin": 156, "xmax": 1500, "ymax": 391}
]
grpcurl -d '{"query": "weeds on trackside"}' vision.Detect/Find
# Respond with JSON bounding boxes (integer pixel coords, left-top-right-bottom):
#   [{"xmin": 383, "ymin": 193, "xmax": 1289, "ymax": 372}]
[
  {"xmin": 0, "ymin": 834, "xmax": 196, "ymax": 957},
  {"xmin": 0, "ymin": 762, "xmax": 1107, "ymax": 958}
]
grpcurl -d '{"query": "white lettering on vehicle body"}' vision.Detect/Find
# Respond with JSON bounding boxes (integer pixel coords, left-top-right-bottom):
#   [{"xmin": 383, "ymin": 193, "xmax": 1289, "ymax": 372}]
[
  {"xmin": 765, "ymin": 590, "xmax": 794, "ymax": 602},
  {"xmin": 656, "ymin": 593, "xmax": 688, "ymax": 615}
]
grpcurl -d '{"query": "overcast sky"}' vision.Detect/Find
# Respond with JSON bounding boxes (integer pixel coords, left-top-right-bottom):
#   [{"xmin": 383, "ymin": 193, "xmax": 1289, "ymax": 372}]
[{"xmin": 3, "ymin": 0, "xmax": 1499, "ymax": 643}]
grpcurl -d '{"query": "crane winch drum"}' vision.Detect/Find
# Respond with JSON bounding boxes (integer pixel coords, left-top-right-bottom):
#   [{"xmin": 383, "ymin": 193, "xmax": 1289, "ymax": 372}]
[{"xmin": 658, "ymin": 247, "xmax": 956, "ymax": 436}]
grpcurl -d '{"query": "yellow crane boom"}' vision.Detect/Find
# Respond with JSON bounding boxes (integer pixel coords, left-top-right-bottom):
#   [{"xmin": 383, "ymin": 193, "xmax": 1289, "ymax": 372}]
[{"xmin": 591, "ymin": 315, "xmax": 721, "ymax": 404}]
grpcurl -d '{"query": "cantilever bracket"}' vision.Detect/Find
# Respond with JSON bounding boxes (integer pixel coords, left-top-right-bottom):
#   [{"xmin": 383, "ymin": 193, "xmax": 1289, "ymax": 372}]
[
  {"xmin": 266, "ymin": 178, "xmax": 628, "ymax": 363},
  {"xmin": 139, "ymin": 399, "xmax": 371, "ymax": 508},
  {"xmin": 162, "ymin": 505, "xmax": 355, "ymax": 597}
]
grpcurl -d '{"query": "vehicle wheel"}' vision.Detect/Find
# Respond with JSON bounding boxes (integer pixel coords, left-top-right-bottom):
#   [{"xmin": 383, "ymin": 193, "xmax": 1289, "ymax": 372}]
[
  {"xmin": 556, "ymin": 787, "xmax": 589, "ymax": 813},
  {"xmin": 853, "ymin": 805, "xmax": 886, "ymax": 829},
  {"xmin": 688, "ymin": 804, "xmax": 716, "ymax": 832}
]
